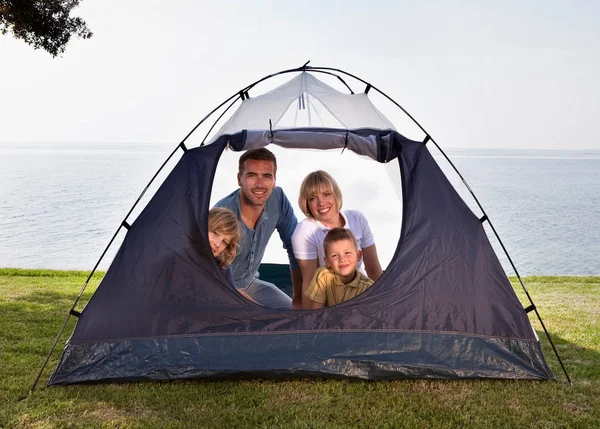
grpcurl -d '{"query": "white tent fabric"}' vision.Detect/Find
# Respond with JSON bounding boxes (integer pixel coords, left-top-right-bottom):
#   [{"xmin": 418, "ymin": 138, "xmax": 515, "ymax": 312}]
[{"xmin": 212, "ymin": 72, "xmax": 396, "ymax": 140}]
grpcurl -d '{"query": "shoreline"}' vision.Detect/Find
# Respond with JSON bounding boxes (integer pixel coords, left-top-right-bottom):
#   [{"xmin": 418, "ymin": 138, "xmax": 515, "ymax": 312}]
[{"xmin": 1, "ymin": 267, "xmax": 599, "ymax": 281}]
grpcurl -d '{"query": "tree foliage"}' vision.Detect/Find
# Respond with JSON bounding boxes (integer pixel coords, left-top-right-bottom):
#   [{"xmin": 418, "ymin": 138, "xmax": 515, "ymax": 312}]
[{"xmin": 0, "ymin": 0, "xmax": 92, "ymax": 57}]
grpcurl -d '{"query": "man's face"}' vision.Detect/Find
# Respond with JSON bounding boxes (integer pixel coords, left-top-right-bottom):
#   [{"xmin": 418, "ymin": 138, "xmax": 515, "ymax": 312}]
[
  {"xmin": 324, "ymin": 239, "xmax": 362, "ymax": 284},
  {"xmin": 237, "ymin": 159, "xmax": 276, "ymax": 207}
]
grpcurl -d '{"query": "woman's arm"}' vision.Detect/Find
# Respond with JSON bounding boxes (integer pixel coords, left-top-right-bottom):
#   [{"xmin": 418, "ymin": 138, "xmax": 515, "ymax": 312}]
[
  {"xmin": 290, "ymin": 268, "xmax": 303, "ymax": 308},
  {"xmin": 296, "ymin": 258, "xmax": 319, "ymax": 309},
  {"xmin": 362, "ymin": 244, "xmax": 383, "ymax": 281}
]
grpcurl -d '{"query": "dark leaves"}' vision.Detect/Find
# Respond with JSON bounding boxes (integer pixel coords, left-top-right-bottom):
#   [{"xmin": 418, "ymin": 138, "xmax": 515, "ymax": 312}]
[{"xmin": 0, "ymin": 0, "xmax": 93, "ymax": 57}]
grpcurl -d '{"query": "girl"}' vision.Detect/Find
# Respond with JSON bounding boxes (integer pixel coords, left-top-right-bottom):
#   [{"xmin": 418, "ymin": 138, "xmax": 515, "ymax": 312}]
[{"xmin": 208, "ymin": 207, "xmax": 257, "ymax": 303}]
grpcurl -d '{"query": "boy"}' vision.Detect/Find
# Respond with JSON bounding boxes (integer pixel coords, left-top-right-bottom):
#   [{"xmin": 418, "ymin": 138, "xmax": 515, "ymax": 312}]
[{"xmin": 304, "ymin": 228, "xmax": 374, "ymax": 309}]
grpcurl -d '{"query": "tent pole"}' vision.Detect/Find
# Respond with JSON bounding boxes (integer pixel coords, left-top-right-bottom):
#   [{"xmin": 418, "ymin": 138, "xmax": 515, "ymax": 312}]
[
  {"xmin": 238, "ymin": 67, "xmax": 355, "ymax": 97},
  {"xmin": 27, "ymin": 141, "xmax": 188, "ymax": 395},
  {"xmin": 429, "ymin": 140, "xmax": 572, "ymax": 384},
  {"xmin": 29, "ymin": 92, "xmax": 246, "ymax": 394},
  {"xmin": 30, "ymin": 67, "xmax": 352, "ymax": 392},
  {"xmin": 26, "ymin": 306, "xmax": 74, "ymax": 397},
  {"xmin": 302, "ymin": 65, "xmax": 572, "ymax": 384},
  {"xmin": 200, "ymin": 97, "xmax": 242, "ymax": 145},
  {"xmin": 34, "ymin": 64, "xmax": 570, "ymax": 389}
]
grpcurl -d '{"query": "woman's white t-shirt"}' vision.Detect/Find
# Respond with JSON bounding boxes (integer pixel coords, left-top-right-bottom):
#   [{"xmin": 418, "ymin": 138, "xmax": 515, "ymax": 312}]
[{"xmin": 291, "ymin": 209, "xmax": 375, "ymax": 276}]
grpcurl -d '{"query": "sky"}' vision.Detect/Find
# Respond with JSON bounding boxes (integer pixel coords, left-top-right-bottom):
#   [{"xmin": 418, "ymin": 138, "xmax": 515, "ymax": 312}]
[
  {"xmin": 1, "ymin": 1, "xmax": 600, "ymax": 273},
  {"xmin": 1, "ymin": 0, "xmax": 600, "ymax": 150}
]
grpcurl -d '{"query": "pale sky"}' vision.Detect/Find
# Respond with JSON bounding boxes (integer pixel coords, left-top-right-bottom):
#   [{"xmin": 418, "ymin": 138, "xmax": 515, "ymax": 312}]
[{"xmin": 1, "ymin": 0, "xmax": 599, "ymax": 150}]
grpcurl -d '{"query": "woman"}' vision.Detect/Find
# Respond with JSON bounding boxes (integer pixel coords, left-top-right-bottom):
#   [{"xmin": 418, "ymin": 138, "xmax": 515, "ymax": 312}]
[{"xmin": 292, "ymin": 170, "xmax": 383, "ymax": 308}]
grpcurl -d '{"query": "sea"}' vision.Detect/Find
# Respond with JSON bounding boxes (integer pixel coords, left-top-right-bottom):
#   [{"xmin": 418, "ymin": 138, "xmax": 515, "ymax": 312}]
[{"xmin": 1, "ymin": 142, "xmax": 599, "ymax": 276}]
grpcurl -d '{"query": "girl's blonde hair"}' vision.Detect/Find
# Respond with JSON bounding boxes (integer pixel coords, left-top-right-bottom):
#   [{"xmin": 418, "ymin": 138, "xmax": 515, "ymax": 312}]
[
  {"xmin": 298, "ymin": 170, "xmax": 343, "ymax": 219},
  {"xmin": 208, "ymin": 207, "xmax": 241, "ymax": 267}
]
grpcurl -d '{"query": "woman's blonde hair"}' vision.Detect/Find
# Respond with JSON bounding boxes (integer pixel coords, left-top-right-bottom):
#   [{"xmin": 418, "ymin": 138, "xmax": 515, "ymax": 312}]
[
  {"xmin": 208, "ymin": 207, "xmax": 241, "ymax": 267},
  {"xmin": 298, "ymin": 170, "xmax": 343, "ymax": 219}
]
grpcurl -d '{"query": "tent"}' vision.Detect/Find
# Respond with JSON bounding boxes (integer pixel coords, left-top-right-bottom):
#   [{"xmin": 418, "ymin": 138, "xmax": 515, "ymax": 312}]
[{"xmin": 34, "ymin": 64, "xmax": 569, "ymax": 388}]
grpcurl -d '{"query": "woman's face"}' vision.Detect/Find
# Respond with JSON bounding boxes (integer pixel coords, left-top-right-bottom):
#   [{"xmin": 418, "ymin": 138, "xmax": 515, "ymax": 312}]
[
  {"xmin": 208, "ymin": 231, "xmax": 233, "ymax": 258},
  {"xmin": 308, "ymin": 185, "xmax": 340, "ymax": 227}
]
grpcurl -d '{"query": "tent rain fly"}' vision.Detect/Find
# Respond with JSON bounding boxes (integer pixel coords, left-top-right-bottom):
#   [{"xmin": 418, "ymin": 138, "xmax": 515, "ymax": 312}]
[{"xmin": 30, "ymin": 63, "xmax": 570, "ymax": 391}]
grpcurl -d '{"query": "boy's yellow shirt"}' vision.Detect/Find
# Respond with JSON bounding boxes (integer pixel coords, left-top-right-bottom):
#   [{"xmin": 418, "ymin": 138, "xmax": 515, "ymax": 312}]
[{"xmin": 305, "ymin": 266, "xmax": 374, "ymax": 306}]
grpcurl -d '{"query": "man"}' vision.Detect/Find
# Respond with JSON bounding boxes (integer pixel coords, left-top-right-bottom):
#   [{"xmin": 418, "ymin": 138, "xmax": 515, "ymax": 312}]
[{"xmin": 215, "ymin": 148, "xmax": 302, "ymax": 309}]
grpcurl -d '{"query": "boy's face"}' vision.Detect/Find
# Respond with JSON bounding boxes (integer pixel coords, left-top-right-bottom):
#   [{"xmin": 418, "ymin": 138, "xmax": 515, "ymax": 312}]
[{"xmin": 324, "ymin": 239, "xmax": 362, "ymax": 284}]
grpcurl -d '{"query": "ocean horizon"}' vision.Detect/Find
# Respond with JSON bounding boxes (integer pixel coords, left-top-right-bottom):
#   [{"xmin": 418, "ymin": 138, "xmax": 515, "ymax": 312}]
[{"xmin": 1, "ymin": 141, "xmax": 599, "ymax": 276}]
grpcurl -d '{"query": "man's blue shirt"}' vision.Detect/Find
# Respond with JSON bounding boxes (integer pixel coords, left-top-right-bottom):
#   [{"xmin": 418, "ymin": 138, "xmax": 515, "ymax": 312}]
[{"xmin": 215, "ymin": 187, "xmax": 299, "ymax": 289}]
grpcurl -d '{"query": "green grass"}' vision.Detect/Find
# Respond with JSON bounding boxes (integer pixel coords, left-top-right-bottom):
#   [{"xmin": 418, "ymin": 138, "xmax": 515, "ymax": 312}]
[{"xmin": 1, "ymin": 269, "xmax": 599, "ymax": 428}]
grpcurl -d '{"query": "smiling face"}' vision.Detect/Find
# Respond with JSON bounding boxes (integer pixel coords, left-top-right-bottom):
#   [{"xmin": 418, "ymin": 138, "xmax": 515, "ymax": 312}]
[
  {"xmin": 308, "ymin": 185, "xmax": 341, "ymax": 228},
  {"xmin": 208, "ymin": 230, "xmax": 234, "ymax": 259},
  {"xmin": 324, "ymin": 238, "xmax": 362, "ymax": 284},
  {"xmin": 298, "ymin": 170, "xmax": 343, "ymax": 225},
  {"xmin": 237, "ymin": 159, "xmax": 276, "ymax": 207}
]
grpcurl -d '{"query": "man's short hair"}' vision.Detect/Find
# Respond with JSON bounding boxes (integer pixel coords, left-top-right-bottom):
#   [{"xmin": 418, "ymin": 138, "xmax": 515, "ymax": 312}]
[
  {"xmin": 323, "ymin": 228, "xmax": 358, "ymax": 256},
  {"xmin": 238, "ymin": 148, "xmax": 277, "ymax": 175}
]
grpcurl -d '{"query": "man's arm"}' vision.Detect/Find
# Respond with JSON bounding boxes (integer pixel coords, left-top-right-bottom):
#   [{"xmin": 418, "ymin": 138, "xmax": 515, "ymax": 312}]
[
  {"xmin": 275, "ymin": 188, "xmax": 302, "ymax": 298},
  {"xmin": 276, "ymin": 191, "xmax": 299, "ymax": 264}
]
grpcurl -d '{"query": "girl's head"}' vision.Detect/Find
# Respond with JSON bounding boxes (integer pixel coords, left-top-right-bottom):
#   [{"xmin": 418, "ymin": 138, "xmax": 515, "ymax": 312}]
[
  {"xmin": 298, "ymin": 170, "xmax": 343, "ymax": 220},
  {"xmin": 208, "ymin": 207, "xmax": 241, "ymax": 267}
]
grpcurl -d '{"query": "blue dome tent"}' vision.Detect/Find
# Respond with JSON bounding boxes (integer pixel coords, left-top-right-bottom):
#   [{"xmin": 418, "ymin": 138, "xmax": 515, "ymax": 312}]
[{"xmin": 31, "ymin": 64, "xmax": 569, "ymax": 390}]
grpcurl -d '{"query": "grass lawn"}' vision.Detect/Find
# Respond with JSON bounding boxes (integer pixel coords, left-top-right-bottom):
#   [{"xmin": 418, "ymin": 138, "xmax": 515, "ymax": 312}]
[{"xmin": 1, "ymin": 269, "xmax": 599, "ymax": 428}]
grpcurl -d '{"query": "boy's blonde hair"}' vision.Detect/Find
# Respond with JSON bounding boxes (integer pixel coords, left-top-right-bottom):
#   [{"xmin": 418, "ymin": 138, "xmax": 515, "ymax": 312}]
[
  {"xmin": 298, "ymin": 170, "xmax": 343, "ymax": 219},
  {"xmin": 323, "ymin": 228, "xmax": 358, "ymax": 256},
  {"xmin": 208, "ymin": 207, "xmax": 241, "ymax": 267}
]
